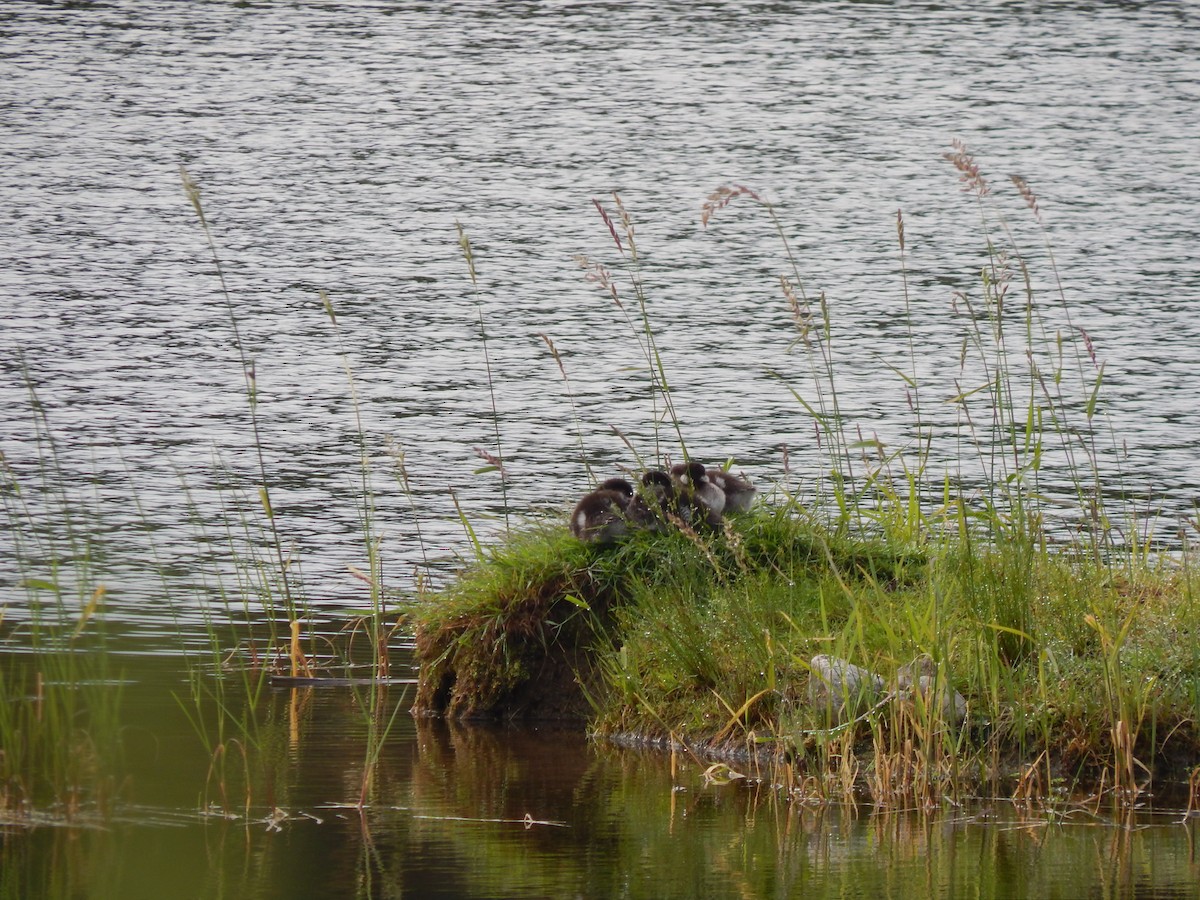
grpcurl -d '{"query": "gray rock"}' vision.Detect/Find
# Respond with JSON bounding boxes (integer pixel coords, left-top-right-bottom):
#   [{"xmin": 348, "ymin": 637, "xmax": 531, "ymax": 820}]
[{"xmin": 808, "ymin": 655, "xmax": 885, "ymax": 725}]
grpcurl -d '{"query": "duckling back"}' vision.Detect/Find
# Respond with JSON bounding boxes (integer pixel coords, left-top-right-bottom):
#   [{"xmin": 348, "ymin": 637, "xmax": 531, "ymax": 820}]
[{"xmin": 706, "ymin": 468, "xmax": 755, "ymax": 514}]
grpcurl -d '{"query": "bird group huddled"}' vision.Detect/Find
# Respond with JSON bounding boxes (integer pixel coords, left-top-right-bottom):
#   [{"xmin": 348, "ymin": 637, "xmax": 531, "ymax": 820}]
[{"xmin": 569, "ymin": 461, "xmax": 756, "ymax": 545}]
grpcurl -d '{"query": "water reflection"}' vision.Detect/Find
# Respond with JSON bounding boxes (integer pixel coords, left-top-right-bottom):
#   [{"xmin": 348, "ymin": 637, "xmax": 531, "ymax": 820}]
[{"xmin": 6, "ymin": 691, "xmax": 1200, "ymax": 898}]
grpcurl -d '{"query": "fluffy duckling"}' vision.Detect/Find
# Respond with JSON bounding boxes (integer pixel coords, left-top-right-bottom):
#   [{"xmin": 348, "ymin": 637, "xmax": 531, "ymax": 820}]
[
  {"xmin": 669, "ymin": 461, "xmax": 725, "ymax": 528},
  {"xmin": 570, "ymin": 479, "xmax": 634, "ymax": 545},
  {"xmin": 626, "ymin": 469, "xmax": 678, "ymax": 532},
  {"xmin": 670, "ymin": 462, "xmax": 725, "ymax": 514},
  {"xmin": 706, "ymin": 467, "xmax": 755, "ymax": 514},
  {"xmin": 641, "ymin": 469, "xmax": 677, "ymax": 511}
]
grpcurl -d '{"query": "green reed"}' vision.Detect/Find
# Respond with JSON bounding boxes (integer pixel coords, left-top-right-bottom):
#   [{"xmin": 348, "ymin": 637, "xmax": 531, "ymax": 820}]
[
  {"xmin": 181, "ymin": 167, "xmax": 299, "ymax": 620},
  {"xmin": 174, "ymin": 173, "xmax": 419, "ymax": 814},
  {"xmin": 705, "ymin": 152, "xmax": 1111, "ymax": 559},
  {"xmin": 577, "ymin": 193, "xmax": 689, "ymax": 467},
  {"xmin": 0, "ymin": 379, "xmax": 123, "ymax": 823},
  {"xmin": 317, "ymin": 289, "xmax": 412, "ymax": 802},
  {"xmin": 456, "ymin": 221, "xmax": 511, "ymax": 529},
  {"xmin": 536, "ymin": 332, "xmax": 595, "ymax": 483}
]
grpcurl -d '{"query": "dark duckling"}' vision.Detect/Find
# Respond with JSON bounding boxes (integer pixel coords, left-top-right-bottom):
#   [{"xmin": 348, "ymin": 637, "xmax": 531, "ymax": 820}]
[
  {"xmin": 669, "ymin": 461, "xmax": 725, "ymax": 529},
  {"xmin": 598, "ymin": 477, "xmax": 636, "ymax": 499},
  {"xmin": 626, "ymin": 469, "xmax": 678, "ymax": 532},
  {"xmin": 570, "ymin": 479, "xmax": 634, "ymax": 545}
]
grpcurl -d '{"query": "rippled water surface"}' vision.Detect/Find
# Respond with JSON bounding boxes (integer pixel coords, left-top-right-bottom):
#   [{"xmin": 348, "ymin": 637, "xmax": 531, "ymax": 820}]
[
  {"xmin": 2, "ymin": 1, "xmax": 1200, "ymax": 894},
  {"xmin": 4, "ymin": 0, "xmax": 1199, "ymax": 630}
]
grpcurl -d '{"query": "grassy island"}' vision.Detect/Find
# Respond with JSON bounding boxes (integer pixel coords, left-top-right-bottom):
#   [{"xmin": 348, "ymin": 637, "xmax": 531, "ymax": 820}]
[{"xmin": 411, "ymin": 495, "xmax": 1200, "ymax": 806}]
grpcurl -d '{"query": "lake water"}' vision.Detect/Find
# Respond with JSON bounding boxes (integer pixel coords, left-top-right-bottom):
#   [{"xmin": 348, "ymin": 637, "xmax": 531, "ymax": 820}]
[
  {"xmin": 4, "ymin": 655, "xmax": 1200, "ymax": 899},
  {"xmin": 2, "ymin": 0, "xmax": 1200, "ymax": 895}
]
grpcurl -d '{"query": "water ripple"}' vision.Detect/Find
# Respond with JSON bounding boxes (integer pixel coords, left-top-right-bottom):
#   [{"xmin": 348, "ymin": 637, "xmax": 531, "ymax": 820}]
[{"xmin": 2, "ymin": 0, "xmax": 1198, "ymax": 635}]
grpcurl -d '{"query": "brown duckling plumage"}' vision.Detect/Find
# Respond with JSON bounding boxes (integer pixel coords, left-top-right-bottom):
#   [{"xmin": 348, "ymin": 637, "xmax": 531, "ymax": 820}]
[{"xmin": 570, "ymin": 479, "xmax": 634, "ymax": 545}]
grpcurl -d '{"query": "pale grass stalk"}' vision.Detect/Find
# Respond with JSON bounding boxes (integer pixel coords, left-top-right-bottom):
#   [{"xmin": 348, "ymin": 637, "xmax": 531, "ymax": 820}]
[
  {"xmin": 180, "ymin": 167, "xmax": 297, "ymax": 615},
  {"xmin": 455, "ymin": 220, "xmax": 510, "ymax": 532}
]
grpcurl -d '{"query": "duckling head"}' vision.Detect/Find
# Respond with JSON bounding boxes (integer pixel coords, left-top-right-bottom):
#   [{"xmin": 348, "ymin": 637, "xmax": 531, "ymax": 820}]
[
  {"xmin": 669, "ymin": 461, "xmax": 708, "ymax": 491},
  {"xmin": 641, "ymin": 469, "xmax": 674, "ymax": 498},
  {"xmin": 624, "ymin": 469, "xmax": 677, "ymax": 532},
  {"xmin": 598, "ymin": 477, "xmax": 635, "ymax": 498},
  {"xmin": 669, "ymin": 461, "xmax": 726, "ymax": 519}
]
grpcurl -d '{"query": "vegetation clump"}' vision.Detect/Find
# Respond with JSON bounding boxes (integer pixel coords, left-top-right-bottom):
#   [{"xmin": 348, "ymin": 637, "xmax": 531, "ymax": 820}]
[
  {"xmin": 412, "ymin": 505, "xmax": 925, "ymax": 723},
  {"xmin": 412, "ymin": 497, "xmax": 1200, "ymax": 803}
]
